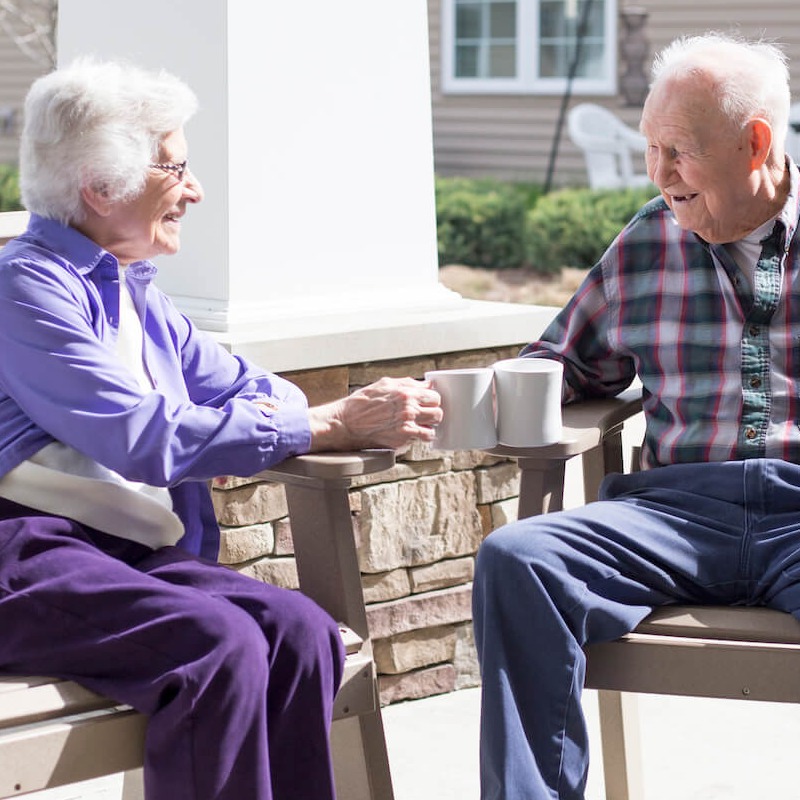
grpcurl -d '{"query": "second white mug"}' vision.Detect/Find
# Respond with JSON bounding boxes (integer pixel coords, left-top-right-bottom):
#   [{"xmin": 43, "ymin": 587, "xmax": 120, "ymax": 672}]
[{"xmin": 493, "ymin": 358, "xmax": 563, "ymax": 447}]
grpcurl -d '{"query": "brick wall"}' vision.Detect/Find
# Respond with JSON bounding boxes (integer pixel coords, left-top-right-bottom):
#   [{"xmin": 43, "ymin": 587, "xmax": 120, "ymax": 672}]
[{"xmin": 211, "ymin": 344, "xmax": 527, "ymax": 705}]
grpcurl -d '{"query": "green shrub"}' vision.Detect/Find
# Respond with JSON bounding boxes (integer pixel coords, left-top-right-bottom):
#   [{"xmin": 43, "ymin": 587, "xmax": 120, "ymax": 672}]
[
  {"xmin": 436, "ymin": 177, "xmax": 658, "ymax": 273},
  {"xmin": 525, "ymin": 185, "xmax": 658, "ymax": 273},
  {"xmin": 435, "ymin": 177, "xmax": 536, "ymax": 269},
  {"xmin": 0, "ymin": 164, "xmax": 22, "ymax": 212}
]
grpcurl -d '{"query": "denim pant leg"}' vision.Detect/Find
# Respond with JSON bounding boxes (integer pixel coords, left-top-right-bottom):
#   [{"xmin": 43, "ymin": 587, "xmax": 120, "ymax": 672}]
[{"xmin": 473, "ymin": 462, "xmax": 750, "ymax": 800}]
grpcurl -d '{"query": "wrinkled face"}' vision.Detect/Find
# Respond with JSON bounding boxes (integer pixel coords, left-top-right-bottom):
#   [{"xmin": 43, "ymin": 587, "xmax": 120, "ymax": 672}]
[
  {"xmin": 102, "ymin": 128, "xmax": 203, "ymax": 264},
  {"xmin": 640, "ymin": 77, "xmax": 757, "ymax": 243}
]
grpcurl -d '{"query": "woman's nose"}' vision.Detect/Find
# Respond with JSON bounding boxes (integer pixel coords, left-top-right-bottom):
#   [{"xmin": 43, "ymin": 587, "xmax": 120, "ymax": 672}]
[{"xmin": 183, "ymin": 168, "xmax": 204, "ymax": 203}]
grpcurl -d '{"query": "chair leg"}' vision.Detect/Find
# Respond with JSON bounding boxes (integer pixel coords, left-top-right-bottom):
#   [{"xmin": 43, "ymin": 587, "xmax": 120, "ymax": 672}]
[
  {"xmin": 332, "ymin": 711, "xmax": 395, "ymax": 800},
  {"xmin": 121, "ymin": 769, "xmax": 144, "ymax": 799},
  {"xmin": 282, "ymin": 480, "xmax": 395, "ymax": 800},
  {"xmin": 516, "ymin": 457, "xmax": 568, "ymax": 517},
  {"xmin": 597, "ymin": 690, "xmax": 645, "ymax": 800}
]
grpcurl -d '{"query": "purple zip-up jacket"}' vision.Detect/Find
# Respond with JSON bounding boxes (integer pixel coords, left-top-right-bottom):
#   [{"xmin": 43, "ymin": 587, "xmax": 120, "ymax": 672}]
[{"xmin": 0, "ymin": 214, "xmax": 312, "ymax": 558}]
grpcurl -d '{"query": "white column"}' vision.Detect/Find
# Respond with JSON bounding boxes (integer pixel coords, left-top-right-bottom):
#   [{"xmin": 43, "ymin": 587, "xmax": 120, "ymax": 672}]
[{"xmin": 57, "ymin": 0, "xmax": 460, "ymax": 333}]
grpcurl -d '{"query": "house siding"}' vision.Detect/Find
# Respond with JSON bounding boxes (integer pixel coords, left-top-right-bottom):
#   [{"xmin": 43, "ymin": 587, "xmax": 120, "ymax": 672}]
[
  {"xmin": 0, "ymin": 27, "xmax": 48, "ymax": 166},
  {"xmin": 429, "ymin": 0, "xmax": 800, "ymax": 185}
]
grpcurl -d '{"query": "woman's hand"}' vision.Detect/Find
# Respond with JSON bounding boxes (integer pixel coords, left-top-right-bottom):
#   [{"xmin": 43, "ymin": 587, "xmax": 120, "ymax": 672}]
[{"xmin": 307, "ymin": 377, "xmax": 442, "ymax": 451}]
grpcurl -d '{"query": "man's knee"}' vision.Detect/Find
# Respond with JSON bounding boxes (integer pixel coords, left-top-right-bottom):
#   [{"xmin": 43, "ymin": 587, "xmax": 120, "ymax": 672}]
[{"xmin": 476, "ymin": 518, "xmax": 562, "ymax": 581}]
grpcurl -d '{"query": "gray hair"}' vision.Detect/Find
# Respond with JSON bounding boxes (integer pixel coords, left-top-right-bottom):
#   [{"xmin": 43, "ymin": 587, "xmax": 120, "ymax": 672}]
[
  {"xmin": 20, "ymin": 58, "xmax": 198, "ymax": 225},
  {"xmin": 651, "ymin": 32, "xmax": 790, "ymax": 148}
]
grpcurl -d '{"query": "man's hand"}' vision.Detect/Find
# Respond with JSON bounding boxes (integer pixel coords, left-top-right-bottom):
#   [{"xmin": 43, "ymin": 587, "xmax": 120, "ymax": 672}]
[{"xmin": 307, "ymin": 377, "xmax": 442, "ymax": 451}]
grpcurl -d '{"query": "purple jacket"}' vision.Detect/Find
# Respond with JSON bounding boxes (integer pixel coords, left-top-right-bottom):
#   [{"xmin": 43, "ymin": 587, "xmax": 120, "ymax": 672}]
[{"xmin": 0, "ymin": 214, "xmax": 312, "ymax": 558}]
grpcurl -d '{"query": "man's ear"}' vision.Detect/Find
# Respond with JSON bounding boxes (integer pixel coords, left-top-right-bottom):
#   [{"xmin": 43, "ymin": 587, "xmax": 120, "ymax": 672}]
[
  {"xmin": 80, "ymin": 182, "xmax": 114, "ymax": 217},
  {"xmin": 746, "ymin": 118, "xmax": 774, "ymax": 171}
]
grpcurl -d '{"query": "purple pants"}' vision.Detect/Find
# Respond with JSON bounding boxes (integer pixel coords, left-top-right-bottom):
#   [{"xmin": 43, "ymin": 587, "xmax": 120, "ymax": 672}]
[{"xmin": 0, "ymin": 497, "xmax": 345, "ymax": 800}]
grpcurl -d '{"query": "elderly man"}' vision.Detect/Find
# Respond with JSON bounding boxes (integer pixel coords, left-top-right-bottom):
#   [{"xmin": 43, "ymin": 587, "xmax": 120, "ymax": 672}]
[
  {"xmin": 474, "ymin": 32, "xmax": 799, "ymax": 799},
  {"xmin": 0, "ymin": 59, "xmax": 441, "ymax": 800}
]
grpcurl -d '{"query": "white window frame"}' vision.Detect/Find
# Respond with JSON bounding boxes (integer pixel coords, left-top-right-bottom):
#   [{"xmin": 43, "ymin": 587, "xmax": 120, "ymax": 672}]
[{"xmin": 440, "ymin": 0, "xmax": 618, "ymax": 96}]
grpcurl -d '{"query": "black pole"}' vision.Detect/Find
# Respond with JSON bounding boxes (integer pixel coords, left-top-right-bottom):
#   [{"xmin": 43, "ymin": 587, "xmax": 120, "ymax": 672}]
[{"xmin": 543, "ymin": 0, "xmax": 594, "ymax": 194}]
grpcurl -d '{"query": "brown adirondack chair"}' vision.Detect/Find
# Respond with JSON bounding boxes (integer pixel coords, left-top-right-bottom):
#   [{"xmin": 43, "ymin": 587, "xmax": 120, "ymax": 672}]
[
  {"xmin": 0, "ymin": 213, "xmax": 394, "ymax": 800},
  {"xmin": 491, "ymin": 390, "xmax": 800, "ymax": 799}
]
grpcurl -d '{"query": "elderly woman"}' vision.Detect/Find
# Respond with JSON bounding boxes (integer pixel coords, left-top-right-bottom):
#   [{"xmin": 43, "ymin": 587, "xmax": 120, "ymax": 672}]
[{"xmin": 0, "ymin": 59, "xmax": 441, "ymax": 800}]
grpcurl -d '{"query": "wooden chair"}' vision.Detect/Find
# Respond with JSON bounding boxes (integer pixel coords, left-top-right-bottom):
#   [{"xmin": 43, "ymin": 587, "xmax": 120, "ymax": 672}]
[
  {"xmin": 567, "ymin": 103, "xmax": 652, "ymax": 191},
  {"xmin": 491, "ymin": 390, "xmax": 800, "ymax": 800},
  {"xmin": 0, "ymin": 451, "xmax": 396, "ymax": 800},
  {"xmin": 0, "ymin": 212, "xmax": 394, "ymax": 800}
]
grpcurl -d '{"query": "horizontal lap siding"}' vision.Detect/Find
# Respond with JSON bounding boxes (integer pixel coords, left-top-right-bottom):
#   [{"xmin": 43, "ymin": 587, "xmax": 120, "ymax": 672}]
[
  {"xmin": 0, "ymin": 28, "xmax": 48, "ymax": 165},
  {"xmin": 428, "ymin": 0, "xmax": 800, "ymax": 185}
]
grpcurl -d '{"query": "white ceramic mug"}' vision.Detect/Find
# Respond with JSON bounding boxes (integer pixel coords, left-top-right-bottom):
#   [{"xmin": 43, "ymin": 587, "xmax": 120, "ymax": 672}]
[
  {"xmin": 424, "ymin": 368, "xmax": 497, "ymax": 451},
  {"xmin": 493, "ymin": 358, "xmax": 563, "ymax": 447}
]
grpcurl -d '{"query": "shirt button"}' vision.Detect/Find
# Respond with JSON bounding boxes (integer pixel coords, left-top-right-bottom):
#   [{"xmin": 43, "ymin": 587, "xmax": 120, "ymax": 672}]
[
  {"xmin": 749, "ymin": 376, "xmax": 762, "ymax": 389},
  {"xmin": 745, "ymin": 427, "xmax": 757, "ymax": 440}
]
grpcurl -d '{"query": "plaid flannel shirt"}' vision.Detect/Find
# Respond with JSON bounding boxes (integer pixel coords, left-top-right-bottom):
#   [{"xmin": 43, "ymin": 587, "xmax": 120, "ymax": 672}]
[{"xmin": 522, "ymin": 163, "xmax": 800, "ymax": 469}]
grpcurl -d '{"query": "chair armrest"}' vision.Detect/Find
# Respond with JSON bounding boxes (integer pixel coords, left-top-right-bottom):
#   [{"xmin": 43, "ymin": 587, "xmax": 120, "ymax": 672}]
[
  {"xmin": 488, "ymin": 387, "xmax": 642, "ymax": 461},
  {"xmin": 255, "ymin": 448, "xmax": 395, "ymax": 484},
  {"xmin": 487, "ymin": 388, "xmax": 643, "ymax": 517},
  {"xmin": 252, "ymin": 449, "xmax": 396, "ymax": 642}
]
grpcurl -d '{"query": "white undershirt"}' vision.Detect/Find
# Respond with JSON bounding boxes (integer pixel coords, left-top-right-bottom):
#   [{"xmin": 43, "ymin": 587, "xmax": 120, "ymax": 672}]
[
  {"xmin": 725, "ymin": 218, "xmax": 778, "ymax": 289},
  {"xmin": 0, "ymin": 266, "xmax": 184, "ymax": 549}
]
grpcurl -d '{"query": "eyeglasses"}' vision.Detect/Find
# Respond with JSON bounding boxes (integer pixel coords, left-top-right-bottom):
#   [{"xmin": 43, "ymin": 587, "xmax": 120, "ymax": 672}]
[{"xmin": 149, "ymin": 159, "xmax": 188, "ymax": 182}]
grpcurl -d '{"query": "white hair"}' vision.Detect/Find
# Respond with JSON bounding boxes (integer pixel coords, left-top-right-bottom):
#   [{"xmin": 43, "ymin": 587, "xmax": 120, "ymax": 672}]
[
  {"xmin": 650, "ymin": 33, "xmax": 790, "ymax": 147},
  {"xmin": 20, "ymin": 57, "xmax": 198, "ymax": 225}
]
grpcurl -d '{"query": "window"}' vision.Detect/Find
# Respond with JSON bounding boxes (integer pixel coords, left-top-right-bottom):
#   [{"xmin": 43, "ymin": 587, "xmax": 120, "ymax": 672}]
[{"xmin": 441, "ymin": 0, "xmax": 617, "ymax": 95}]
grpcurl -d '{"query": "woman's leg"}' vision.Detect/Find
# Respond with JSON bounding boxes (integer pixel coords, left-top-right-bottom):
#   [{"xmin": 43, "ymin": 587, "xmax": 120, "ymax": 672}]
[
  {"xmin": 0, "ymin": 500, "xmax": 343, "ymax": 800},
  {"xmin": 473, "ymin": 461, "xmax": 751, "ymax": 800},
  {"xmin": 137, "ymin": 544, "xmax": 345, "ymax": 800}
]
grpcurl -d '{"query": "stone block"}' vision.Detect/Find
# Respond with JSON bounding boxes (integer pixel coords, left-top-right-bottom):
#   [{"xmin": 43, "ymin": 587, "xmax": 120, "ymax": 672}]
[
  {"xmin": 362, "ymin": 569, "xmax": 412, "ymax": 604},
  {"xmin": 211, "ymin": 474, "xmax": 259, "ymax": 490},
  {"xmin": 273, "ymin": 518, "xmax": 294, "ymax": 556},
  {"xmin": 373, "ymin": 624, "xmax": 458, "ymax": 674},
  {"xmin": 399, "ymin": 439, "xmax": 451, "ymax": 464},
  {"xmin": 349, "ymin": 357, "xmax": 437, "ymax": 386},
  {"xmin": 366, "ymin": 584, "xmax": 473, "ymax": 639},
  {"xmin": 433, "ymin": 350, "xmax": 496, "ymax": 370},
  {"xmin": 212, "ymin": 481, "xmax": 288, "ymax": 526},
  {"xmin": 379, "ymin": 663, "xmax": 457, "ymax": 705},
  {"xmin": 450, "ymin": 449, "xmax": 505, "ymax": 471},
  {"xmin": 357, "ymin": 473, "xmax": 483, "ymax": 572},
  {"xmin": 497, "ymin": 344, "xmax": 528, "ymax": 361},
  {"xmin": 475, "ymin": 462, "xmax": 520, "ymax": 504},
  {"xmin": 279, "ymin": 366, "xmax": 350, "ymax": 406},
  {"xmin": 478, "ymin": 504, "xmax": 494, "ymax": 538},
  {"xmin": 454, "ymin": 622, "xmax": 481, "ymax": 690},
  {"xmin": 238, "ymin": 556, "xmax": 299, "ymax": 590},
  {"xmin": 489, "ymin": 497, "xmax": 519, "ymax": 531},
  {"xmin": 409, "ymin": 556, "xmax": 474, "ymax": 594},
  {"xmin": 350, "ymin": 456, "xmax": 448, "ymax": 488},
  {"xmin": 431, "ymin": 345, "xmax": 524, "ymax": 371},
  {"xmin": 218, "ymin": 523, "xmax": 275, "ymax": 565}
]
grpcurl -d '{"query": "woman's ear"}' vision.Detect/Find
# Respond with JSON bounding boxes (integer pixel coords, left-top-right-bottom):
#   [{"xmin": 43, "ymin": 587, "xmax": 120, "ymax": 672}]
[{"xmin": 80, "ymin": 182, "xmax": 113, "ymax": 217}]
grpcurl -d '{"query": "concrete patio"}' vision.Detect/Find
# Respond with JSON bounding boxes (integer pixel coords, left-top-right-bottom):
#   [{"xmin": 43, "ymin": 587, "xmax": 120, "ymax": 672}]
[{"xmin": 383, "ymin": 685, "xmax": 800, "ymax": 800}]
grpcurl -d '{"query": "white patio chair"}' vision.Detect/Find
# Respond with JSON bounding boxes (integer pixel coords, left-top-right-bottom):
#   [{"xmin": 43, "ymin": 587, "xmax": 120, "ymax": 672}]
[{"xmin": 567, "ymin": 102, "xmax": 651, "ymax": 190}]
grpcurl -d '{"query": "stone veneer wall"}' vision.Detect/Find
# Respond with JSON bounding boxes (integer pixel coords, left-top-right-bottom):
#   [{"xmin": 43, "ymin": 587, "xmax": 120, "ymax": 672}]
[{"xmin": 211, "ymin": 344, "xmax": 528, "ymax": 706}]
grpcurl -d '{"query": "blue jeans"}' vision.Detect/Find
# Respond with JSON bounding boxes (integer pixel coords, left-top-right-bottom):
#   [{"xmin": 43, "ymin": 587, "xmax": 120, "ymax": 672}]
[{"xmin": 473, "ymin": 458, "xmax": 800, "ymax": 800}]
